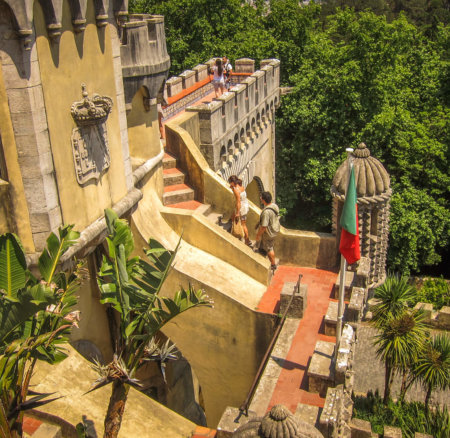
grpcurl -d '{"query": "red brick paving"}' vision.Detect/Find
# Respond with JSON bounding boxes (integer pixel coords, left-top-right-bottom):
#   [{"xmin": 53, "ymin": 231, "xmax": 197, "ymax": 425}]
[
  {"xmin": 258, "ymin": 266, "xmax": 338, "ymax": 413},
  {"xmin": 166, "ymin": 200, "xmax": 203, "ymax": 210},
  {"xmin": 163, "ymin": 183, "xmax": 191, "ymax": 193},
  {"xmin": 192, "ymin": 425, "xmax": 217, "ymax": 437},
  {"xmin": 163, "ymin": 167, "xmax": 182, "ymax": 175},
  {"xmin": 22, "ymin": 416, "xmax": 43, "ymax": 435}
]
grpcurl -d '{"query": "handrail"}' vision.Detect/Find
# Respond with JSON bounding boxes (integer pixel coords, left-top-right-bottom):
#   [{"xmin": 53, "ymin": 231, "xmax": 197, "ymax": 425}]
[{"xmin": 238, "ymin": 274, "xmax": 303, "ymax": 416}]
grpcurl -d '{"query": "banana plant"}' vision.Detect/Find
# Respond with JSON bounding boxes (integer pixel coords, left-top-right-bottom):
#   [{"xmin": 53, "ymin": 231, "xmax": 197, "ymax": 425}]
[
  {"xmin": 0, "ymin": 227, "xmax": 81, "ymax": 437},
  {"xmin": 92, "ymin": 209, "xmax": 212, "ymax": 438}
]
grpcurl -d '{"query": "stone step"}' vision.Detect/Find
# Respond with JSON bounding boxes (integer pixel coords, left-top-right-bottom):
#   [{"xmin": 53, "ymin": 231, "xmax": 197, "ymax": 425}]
[
  {"xmin": 295, "ymin": 403, "xmax": 320, "ymax": 428},
  {"xmin": 163, "ymin": 167, "xmax": 185, "ymax": 186},
  {"xmin": 165, "ymin": 200, "xmax": 203, "ymax": 210},
  {"xmin": 307, "ymin": 340, "xmax": 335, "ymax": 397},
  {"xmin": 163, "ymin": 152, "xmax": 176, "ymax": 170},
  {"xmin": 333, "ymin": 270, "xmax": 355, "ymax": 300},
  {"xmin": 324, "ymin": 300, "xmax": 348, "ymax": 336},
  {"xmin": 163, "ymin": 184, "xmax": 195, "ymax": 205}
]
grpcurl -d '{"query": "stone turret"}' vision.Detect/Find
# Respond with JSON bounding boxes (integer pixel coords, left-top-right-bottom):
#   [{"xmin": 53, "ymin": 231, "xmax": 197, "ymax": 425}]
[
  {"xmin": 232, "ymin": 404, "xmax": 323, "ymax": 437},
  {"xmin": 120, "ymin": 14, "xmax": 171, "ymax": 108},
  {"xmin": 331, "ymin": 143, "xmax": 391, "ymax": 286}
]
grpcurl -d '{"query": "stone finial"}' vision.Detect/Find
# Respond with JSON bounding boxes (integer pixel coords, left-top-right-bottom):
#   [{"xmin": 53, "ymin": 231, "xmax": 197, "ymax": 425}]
[
  {"xmin": 331, "ymin": 143, "xmax": 390, "ymax": 200},
  {"xmin": 232, "ymin": 404, "xmax": 323, "ymax": 437}
]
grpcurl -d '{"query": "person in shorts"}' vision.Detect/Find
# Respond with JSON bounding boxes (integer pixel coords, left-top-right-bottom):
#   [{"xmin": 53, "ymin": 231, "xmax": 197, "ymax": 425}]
[
  {"xmin": 255, "ymin": 191, "xmax": 280, "ymax": 271},
  {"xmin": 211, "ymin": 58, "xmax": 225, "ymax": 98}
]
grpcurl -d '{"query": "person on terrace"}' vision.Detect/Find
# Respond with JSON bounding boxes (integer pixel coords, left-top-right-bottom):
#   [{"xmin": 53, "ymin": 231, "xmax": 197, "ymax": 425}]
[
  {"xmin": 255, "ymin": 191, "xmax": 280, "ymax": 272},
  {"xmin": 222, "ymin": 56, "xmax": 233, "ymax": 90},
  {"xmin": 228, "ymin": 175, "xmax": 252, "ymax": 247},
  {"xmin": 211, "ymin": 58, "xmax": 225, "ymax": 98}
]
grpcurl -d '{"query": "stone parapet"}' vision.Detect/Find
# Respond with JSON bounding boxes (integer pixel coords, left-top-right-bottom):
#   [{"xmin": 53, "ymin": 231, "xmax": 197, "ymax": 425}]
[
  {"xmin": 184, "ymin": 59, "xmax": 280, "ymax": 174},
  {"xmin": 120, "ymin": 14, "xmax": 170, "ymax": 106}
]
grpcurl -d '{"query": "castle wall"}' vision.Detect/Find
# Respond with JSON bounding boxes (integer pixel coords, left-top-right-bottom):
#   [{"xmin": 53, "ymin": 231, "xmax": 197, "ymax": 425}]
[
  {"xmin": 33, "ymin": 0, "xmax": 128, "ymax": 231},
  {"xmin": 126, "ymin": 86, "xmax": 161, "ymax": 163}
]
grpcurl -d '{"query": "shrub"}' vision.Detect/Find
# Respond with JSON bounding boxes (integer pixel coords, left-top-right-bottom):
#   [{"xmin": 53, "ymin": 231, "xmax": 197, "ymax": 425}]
[
  {"xmin": 413, "ymin": 277, "xmax": 450, "ymax": 310},
  {"xmin": 353, "ymin": 392, "xmax": 450, "ymax": 438}
]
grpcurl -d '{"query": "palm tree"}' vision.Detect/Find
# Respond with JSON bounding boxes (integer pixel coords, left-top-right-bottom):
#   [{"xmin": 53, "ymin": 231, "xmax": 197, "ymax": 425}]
[
  {"xmin": 0, "ymin": 227, "xmax": 81, "ymax": 437},
  {"xmin": 413, "ymin": 333, "xmax": 450, "ymax": 411},
  {"xmin": 374, "ymin": 309, "xmax": 428, "ymax": 404},
  {"xmin": 90, "ymin": 209, "xmax": 213, "ymax": 438},
  {"xmin": 371, "ymin": 273, "xmax": 417, "ymax": 328}
]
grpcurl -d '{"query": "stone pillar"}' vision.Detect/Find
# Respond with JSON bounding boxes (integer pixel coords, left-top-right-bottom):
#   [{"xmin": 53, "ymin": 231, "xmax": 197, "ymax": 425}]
[
  {"xmin": 0, "ymin": 12, "xmax": 63, "ymax": 252},
  {"xmin": 235, "ymin": 58, "xmax": 255, "ymax": 73}
]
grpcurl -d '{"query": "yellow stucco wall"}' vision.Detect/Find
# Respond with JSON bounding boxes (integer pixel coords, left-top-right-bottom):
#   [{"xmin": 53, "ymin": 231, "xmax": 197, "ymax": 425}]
[
  {"xmin": 127, "ymin": 87, "xmax": 161, "ymax": 163},
  {"xmin": 34, "ymin": 1, "xmax": 127, "ymax": 231},
  {"xmin": 0, "ymin": 64, "xmax": 34, "ymax": 250}
]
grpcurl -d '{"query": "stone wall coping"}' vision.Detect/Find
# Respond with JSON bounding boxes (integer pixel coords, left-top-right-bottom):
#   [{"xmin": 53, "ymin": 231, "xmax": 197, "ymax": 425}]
[
  {"xmin": 236, "ymin": 58, "xmax": 255, "ymax": 63},
  {"xmin": 179, "ymin": 70, "xmax": 196, "ymax": 79},
  {"xmin": 214, "ymin": 91, "xmax": 235, "ymax": 104},
  {"xmin": 167, "ymin": 76, "xmax": 183, "ymax": 85},
  {"xmin": 186, "ymin": 100, "xmax": 223, "ymax": 114},
  {"xmin": 251, "ymin": 70, "xmax": 266, "ymax": 79},
  {"xmin": 193, "ymin": 64, "xmax": 208, "ymax": 72},
  {"xmin": 242, "ymin": 76, "xmax": 256, "ymax": 85},
  {"xmin": 123, "ymin": 20, "xmax": 147, "ymax": 29}
]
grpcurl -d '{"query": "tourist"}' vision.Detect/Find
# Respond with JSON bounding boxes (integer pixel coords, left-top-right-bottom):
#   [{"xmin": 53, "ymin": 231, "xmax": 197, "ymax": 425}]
[
  {"xmin": 222, "ymin": 56, "xmax": 233, "ymax": 90},
  {"xmin": 211, "ymin": 58, "xmax": 225, "ymax": 98},
  {"xmin": 228, "ymin": 175, "xmax": 252, "ymax": 247},
  {"xmin": 255, "ymin": 191, "xmax": 280, "ymax": 271}
]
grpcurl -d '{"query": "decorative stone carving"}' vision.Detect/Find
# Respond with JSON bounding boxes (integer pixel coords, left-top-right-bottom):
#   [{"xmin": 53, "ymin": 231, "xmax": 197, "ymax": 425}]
[
  {"xmin": 70, "ymin": 84, "xmax": 113, "ymax": 185},
  {"xmin": 331, "ymin": 143, "xmax": 391, "ymax": 286},
  {"xmin": 232, "ymin": 404, "xmax": 323, "ymax": 437}
]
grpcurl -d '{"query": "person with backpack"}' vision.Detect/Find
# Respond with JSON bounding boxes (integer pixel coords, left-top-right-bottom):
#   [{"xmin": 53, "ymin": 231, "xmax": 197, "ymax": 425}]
[
  {"xmin": 222, "ymin": 56, "xmax": 233, "ymax": 90},
  {"xmin": 255, "ymin": 191, "xmax": 280, "ymax": 271}
]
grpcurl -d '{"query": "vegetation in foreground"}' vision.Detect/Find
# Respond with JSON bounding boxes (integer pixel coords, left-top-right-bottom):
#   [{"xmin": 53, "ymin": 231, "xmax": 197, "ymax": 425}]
[
  {"xmin": 353, "ymin": 391, "xmax": 450, "ymax": 438},
  {"xmin": 370, "ymin": 274, "xmax": 450, "ymax": 409}
]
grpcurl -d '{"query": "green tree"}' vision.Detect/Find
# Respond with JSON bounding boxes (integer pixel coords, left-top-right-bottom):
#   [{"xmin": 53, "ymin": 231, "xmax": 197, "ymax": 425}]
[
  {"xmin": 276, "ymin": 10, "xmax": 449, "ymax": 274},
  {"xmin": 370, "ymin": 274, "xmax": 417, "ymax": 326},
  {"xmin": 0, "ymin": 228, "xmax": 81, "ymax": 437},
  {"xmin": 89, "ymin": 210, "xmax": 212, "ymax": 438},
  {"xmin": 374, "ymin": 310, "xmax": 428, "ymax": 404},
  {"xmin": 413, "ymin": 333, "xmax": 450, "ymax": 411}
]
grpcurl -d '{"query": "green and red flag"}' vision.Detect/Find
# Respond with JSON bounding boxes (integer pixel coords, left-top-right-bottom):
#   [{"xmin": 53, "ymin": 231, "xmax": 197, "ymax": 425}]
[{"xmin": 339, "ymin": 166, "xmax": 360, "ymax": 264}]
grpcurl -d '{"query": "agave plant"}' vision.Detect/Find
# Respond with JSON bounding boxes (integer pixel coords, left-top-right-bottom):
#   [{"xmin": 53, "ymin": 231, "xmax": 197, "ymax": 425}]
[
  {"xmin": 413, "ymin": 333, "xmax": 450, "ymax": 411},
  {"xmin": 0, "ymin": 226, "xmax": 81, "ymax": 437},
  {"xmin": 91, "ymin": 209, "xmax": 212, "ymax": 438}
]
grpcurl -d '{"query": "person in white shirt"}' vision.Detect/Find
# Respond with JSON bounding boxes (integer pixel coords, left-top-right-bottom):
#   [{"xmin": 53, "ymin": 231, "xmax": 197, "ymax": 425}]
[{"xmin": 222, "ymin": 56, "xmax": 233, "ymax": 90}]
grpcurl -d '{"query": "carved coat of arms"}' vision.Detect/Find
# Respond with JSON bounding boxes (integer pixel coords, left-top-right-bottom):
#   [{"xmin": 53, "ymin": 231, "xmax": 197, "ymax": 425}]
[{"xmin": 71, "ymin": 84, "xmax": 113, "ymax": 185}]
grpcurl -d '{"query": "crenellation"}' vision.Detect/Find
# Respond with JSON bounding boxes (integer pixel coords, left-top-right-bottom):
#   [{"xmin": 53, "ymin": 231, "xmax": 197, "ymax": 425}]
[
  {"xmin": 193, "ymin": 64, "xmax": 208, "ymax": 81},
  {"xmin": 179, "ymin": 69, "xmax": 196, "ymax": 89}
]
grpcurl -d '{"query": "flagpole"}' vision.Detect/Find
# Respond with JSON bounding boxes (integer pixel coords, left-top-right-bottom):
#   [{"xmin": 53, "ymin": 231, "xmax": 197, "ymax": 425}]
[{"xmin": 335, "ymin": 147, "xmax": 354, "ymax": 363}]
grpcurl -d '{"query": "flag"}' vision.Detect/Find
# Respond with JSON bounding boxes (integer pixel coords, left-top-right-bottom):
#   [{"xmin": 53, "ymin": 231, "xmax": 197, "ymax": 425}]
[{"xmin": 339, "ymin": 166, "xmax": 360, "ymax": 264}]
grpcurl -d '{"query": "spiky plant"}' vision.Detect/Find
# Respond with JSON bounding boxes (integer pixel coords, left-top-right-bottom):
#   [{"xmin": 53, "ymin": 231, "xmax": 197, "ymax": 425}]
[
  {"xmin": 413, "ymin": 333, "xmax": 450, "ymax": 411},
  {"xmin": 91, "ymin": 209, "xmax": 213, "ymax": 438},
  {"xmin": 374, "ymin": 309, "xmax": 428, "ymax": 404},
  {"xmin": 371, "ymin": 273, "xmax": 417, "ymax": 328}
]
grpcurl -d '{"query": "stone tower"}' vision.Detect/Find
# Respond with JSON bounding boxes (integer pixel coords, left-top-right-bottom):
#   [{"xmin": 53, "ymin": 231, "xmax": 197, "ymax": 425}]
[{"xmin": 331, "ymin": 143, "xmax": 391, "ymax": 286}]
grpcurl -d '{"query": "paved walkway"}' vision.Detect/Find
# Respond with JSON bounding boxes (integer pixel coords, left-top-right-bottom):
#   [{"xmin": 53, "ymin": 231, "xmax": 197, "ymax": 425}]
[
  {"xmin": 353, "ymin": 324, "xmax": 450, "ymax": 407},
  {"xmin": 258, "ymin": 266, "xmax": 338, "ymax": 412}
]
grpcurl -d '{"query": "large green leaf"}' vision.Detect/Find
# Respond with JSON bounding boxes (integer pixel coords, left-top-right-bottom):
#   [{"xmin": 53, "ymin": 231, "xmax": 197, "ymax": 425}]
[
  {"xmin": 0, "ymin": 234, "xmax": 27, "ymax": 297},
  {"xmin": 38, "ymin": 226, "xmax": 79, "ymax": 283}
]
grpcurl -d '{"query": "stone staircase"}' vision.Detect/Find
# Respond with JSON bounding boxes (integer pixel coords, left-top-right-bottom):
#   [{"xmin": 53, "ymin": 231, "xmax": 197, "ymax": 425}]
[
  {"xmin": 162, "ymin": 152, "xmax": 232, "ymax": 232},
  {"xmin": 163, "ymin": 152, "xmax": 198, "ymax": 207}
]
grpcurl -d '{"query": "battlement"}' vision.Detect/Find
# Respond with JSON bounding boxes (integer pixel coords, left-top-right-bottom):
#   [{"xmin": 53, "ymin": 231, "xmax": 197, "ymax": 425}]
[
  {"xmin": 185, "ymin": 59, "xmax": 280, "ymax": 183},
  {"xmin": 120, "ymin": 14, "xmax": 171, "ymax": 106},
  {"xmin": 3, "ymin": 0, "xmax": 128, "ymax": 48}
]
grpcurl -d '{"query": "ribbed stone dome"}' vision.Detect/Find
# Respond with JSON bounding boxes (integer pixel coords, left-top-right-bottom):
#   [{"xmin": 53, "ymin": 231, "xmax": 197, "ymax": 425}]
[
  {"xmin": 232, "ymin": 405, "xmax": 323, "ymax": 438},
  {"xmin": 332, "ymin": 143, "xmax": 390, "ymax": 200}
]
